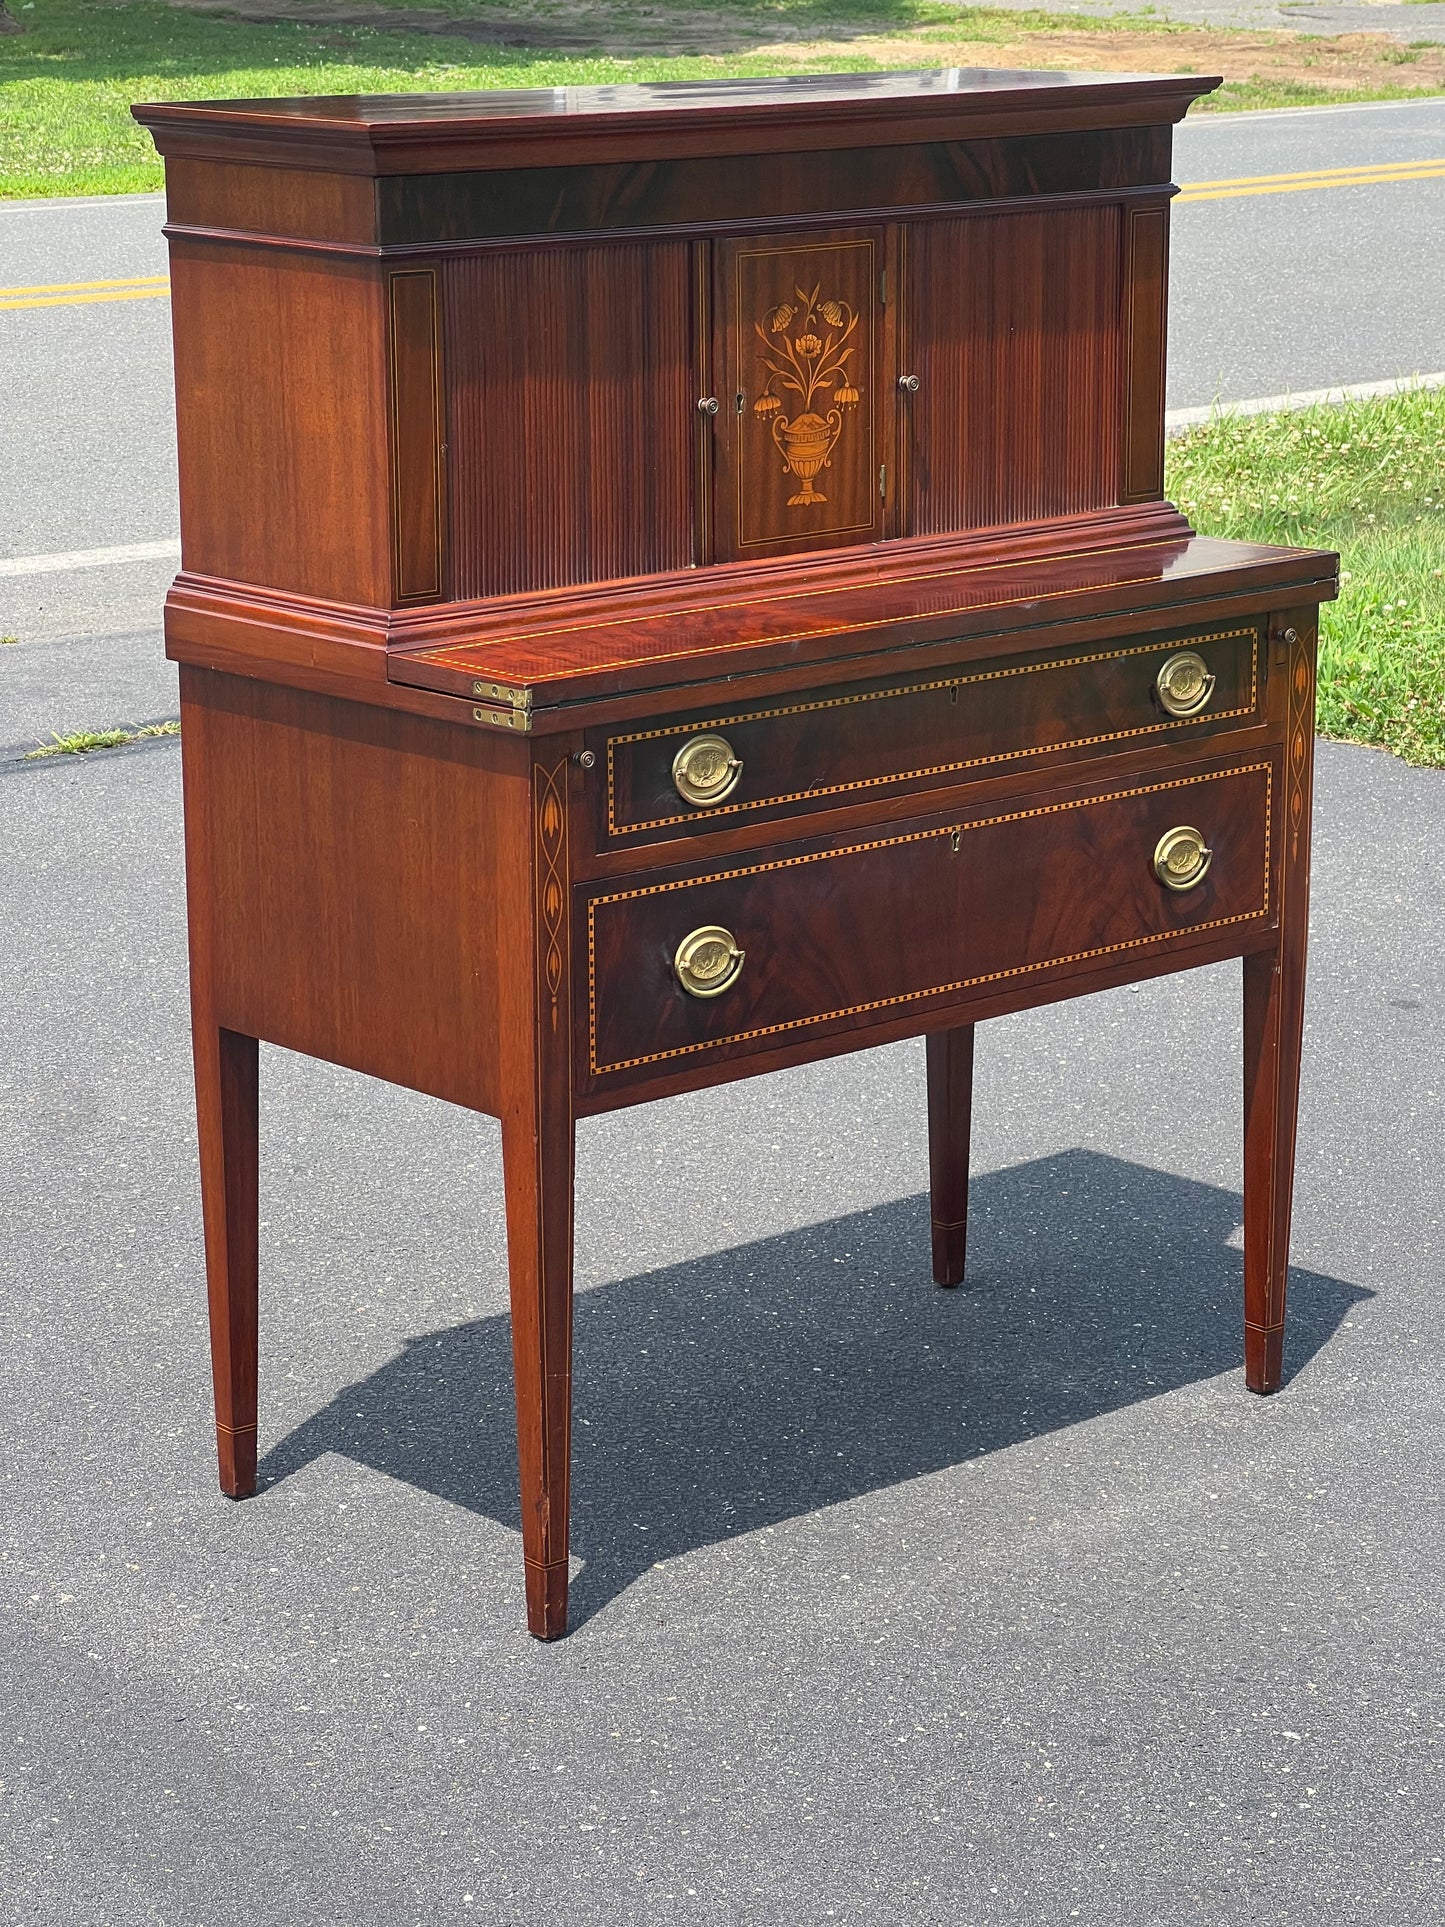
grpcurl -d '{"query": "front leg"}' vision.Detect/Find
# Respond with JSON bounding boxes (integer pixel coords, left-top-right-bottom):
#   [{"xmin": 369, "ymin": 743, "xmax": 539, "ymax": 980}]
[
  {"xmin": 498, "ymin": 754, "xmax": 578, "ymax": 1639},
  {"xmin": 502, "ymin": 1107, "xmax": 576, "ymax": 1640},
  {"xmin": 1242, "ymin": 622, "xmax": 1317, "ymax": 1393}
]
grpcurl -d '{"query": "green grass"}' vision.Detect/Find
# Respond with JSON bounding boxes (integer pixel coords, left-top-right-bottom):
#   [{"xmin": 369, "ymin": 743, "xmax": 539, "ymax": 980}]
[
  {"xmin": 1, "ymin": 2, "xmax": 852, "ymax": 196},
  {"xmin": 24, "ymin": 719, "xmax": 180, "ymax": 758},
  {"xmin": 1167, "ymin": 389, "xmax": 1445, "ymax": 767},
  {"xmin": 1207, "ymin": 73, "xmax": 1443, "ymax": 113},
  {"xmin": 3, "ymin": 0, "xmax": 1441, "ymax": 197}
]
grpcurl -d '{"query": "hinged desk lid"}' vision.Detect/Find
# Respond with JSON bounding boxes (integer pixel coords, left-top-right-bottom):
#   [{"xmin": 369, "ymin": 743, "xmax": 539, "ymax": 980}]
[{"xmin": 387, "ymin": 531, "xmax": 1338, "ymax": 724}]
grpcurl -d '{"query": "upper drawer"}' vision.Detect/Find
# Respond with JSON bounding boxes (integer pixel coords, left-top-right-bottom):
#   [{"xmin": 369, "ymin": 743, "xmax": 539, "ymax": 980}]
[{"xmin": 595, "ymin": 621, "xmax": 1261, "ymax": 847}]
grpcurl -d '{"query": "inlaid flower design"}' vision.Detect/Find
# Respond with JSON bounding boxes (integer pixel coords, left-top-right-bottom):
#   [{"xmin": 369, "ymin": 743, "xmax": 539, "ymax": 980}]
[{"xmin": 753, "ymin": 284, "xmax": 862, "ymax": 506}]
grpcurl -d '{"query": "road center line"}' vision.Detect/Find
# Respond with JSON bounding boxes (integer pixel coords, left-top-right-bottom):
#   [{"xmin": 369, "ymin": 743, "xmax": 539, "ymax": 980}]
[
  {"xmin": 0, "ymin": 275, "xmax": 170, "ymax": 312},
  {"xmin": 1176, "ymin": 160, "xmax": 1445, "ymax": 203}
]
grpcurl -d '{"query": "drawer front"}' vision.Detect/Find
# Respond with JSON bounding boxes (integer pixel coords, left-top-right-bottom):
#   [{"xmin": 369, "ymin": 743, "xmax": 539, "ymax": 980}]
[
  {"xmin": 599, "ymin": 622, "xmax": 1260, "ymax": 845},
  {"xmin": 584, "ymin": 757, "xmax": 1273, "ymax": 1087}
]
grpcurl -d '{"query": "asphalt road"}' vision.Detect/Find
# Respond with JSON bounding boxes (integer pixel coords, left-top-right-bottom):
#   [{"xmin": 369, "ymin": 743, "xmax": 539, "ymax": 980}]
[
  {"xmin": 1170, "ymin": 99, "xmax": 1445, "ymax": 411},
  {"xmin": 1, "ymin": 91, "xmax": 1444, "ymax": 1926}
]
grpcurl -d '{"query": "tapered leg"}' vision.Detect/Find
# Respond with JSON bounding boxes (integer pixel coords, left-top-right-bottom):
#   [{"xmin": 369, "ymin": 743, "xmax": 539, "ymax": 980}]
[
  {"xmin": 926, "ymin": 1025, "xmax": 975, "ymax": 1287},
  {"xmin": 194, "ymin": 1023, "xmax": 259, "ymax": 1495},
  {"xmin": 496, "ymin": 754, "xmax": 578, "ymax": 1640},
  {"xmin": 1242, "ymin": 621, "xmax": 1317, "ymax": 1394},
  {"xmin": 502, "ymin": 1109, "xmax": 576, "ymax": 1640}
]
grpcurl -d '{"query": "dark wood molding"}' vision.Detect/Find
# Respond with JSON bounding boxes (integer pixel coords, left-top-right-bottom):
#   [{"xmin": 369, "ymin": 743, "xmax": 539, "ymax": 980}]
[{"xmin": 134, "ymin": 72, "xmax": 1218, "ymax": 178}]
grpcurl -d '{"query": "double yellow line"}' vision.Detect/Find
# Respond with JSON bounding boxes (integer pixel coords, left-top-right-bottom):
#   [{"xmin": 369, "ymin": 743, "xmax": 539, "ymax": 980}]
[
  {"xmin": 1177, "ymin": 157, "xmax": 1445, "ymax": 203},
  {"xmin": 2, "ymin": 157, "xmax": 1441, "ymax": 309},
  {"xmin": 0, "ymin": 273, "xmax": 169, "ymax": 312}
]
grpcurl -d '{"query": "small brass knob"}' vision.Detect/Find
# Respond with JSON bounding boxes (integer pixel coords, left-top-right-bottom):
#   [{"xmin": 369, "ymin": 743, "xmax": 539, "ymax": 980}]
[
  {"xmin": 1155, "ymin": 650, "xmax": 1216, "ymax": 718},
  {"xmin": 672, "ymin": 732, "xmax": 743, "ymax": 808},
  {"xmin": 674, "ymin": 926, "xmax": 745, "ymax": 999},
  {"xmin": 697, "ymin": 396, "xmax": 720, "ymax": 416},
  {"xmin": 898, "ymin": 374, "xmax": 920, "ymax": 394},
  {"xmin": 1153, "ymin": 825, "xmax": 1213, "ymax": 892}
]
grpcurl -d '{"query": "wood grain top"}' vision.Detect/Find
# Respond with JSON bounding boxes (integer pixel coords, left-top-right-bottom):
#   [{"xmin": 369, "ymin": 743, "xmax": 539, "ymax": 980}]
[
  {"xmin": 389, "ymin": 532, "xmax": 1337, "ymax": 713},
  {"xmin": 132, "ymin": 69, "xmax": 1218, "ymax": 174}
]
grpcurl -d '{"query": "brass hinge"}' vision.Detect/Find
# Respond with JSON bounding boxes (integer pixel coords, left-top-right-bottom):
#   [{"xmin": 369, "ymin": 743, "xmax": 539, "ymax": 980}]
[
  {"xmin": 879, "ymin": 463, "xmax": 886, "ymax": 500},
  {"xmin": 471, "ymin": 680, "xmax": 533, "ymax": 731},
  {"xmin": 879, "ymin": 268, "xmax": 887, "ymax": 308}
]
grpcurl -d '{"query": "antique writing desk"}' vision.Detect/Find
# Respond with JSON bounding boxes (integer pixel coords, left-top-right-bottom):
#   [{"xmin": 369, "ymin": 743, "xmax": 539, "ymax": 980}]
[{"xmin": 135, "ymin": 72, "xmax": 1336, "ymax": 1639}]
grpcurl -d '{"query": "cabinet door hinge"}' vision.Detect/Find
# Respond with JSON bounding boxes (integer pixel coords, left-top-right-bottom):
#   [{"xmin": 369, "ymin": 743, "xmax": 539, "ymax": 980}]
[
  {"xmin": 879, "ymin": 463, "xmax": 887, "ymax": 500},
  {"xmin": 879, "ymin": 268, "xmax": 887, "ymax": 308}
]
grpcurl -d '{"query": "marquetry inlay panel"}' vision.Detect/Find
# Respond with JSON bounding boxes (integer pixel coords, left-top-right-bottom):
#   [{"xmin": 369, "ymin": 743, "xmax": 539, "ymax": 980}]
[{"xmin": 714, "ymin": 230, "xmax": 885, "ymax": 561}]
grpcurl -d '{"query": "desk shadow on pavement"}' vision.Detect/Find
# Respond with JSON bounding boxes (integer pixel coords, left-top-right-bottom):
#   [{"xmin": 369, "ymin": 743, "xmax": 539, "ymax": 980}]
[{"xmin": 257, "ymin": 1148, "xmax": 1369, "ymax": 1629}]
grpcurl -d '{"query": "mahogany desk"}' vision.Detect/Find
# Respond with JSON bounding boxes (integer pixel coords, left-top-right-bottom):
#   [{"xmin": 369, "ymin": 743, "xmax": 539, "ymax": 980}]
[{"xmin": 134, "ymin": 72, "xmax": 1337, "ymax": 1639}]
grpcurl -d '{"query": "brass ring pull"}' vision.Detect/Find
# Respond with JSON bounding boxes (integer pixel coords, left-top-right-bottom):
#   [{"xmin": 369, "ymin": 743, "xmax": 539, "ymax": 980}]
[
  {"xmin": 1155, "ymin": 650, "xmax": 1216, "ymax": 718},
  {"xmin": 672, "ymin": 732, "xmax": 743, "ymax": 808},
  {"xmin": 674, "ymin": 926, "xmax": 745, "ymax": 999},
  {"xmin": 1153, "ymin": 825, "xmax": 1213, "ymax": 891}
]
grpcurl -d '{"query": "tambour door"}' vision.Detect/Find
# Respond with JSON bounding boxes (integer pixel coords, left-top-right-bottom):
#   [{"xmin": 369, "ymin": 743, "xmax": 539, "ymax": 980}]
[
  {"xmin": 442, "ymin": 239, "xmax": 697, "ymax": 599},
  {"xmin": 709, "ymin": 227, "xmax": 895, "ymax": 562},
  {"xmin": 900, "ymin": 204, "xmax": 1126, "ymax": 537}
]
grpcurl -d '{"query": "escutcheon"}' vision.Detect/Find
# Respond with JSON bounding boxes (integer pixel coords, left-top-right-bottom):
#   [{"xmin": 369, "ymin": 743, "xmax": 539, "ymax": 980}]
[
  {"xmin": 1152, "ymin": 825, "xmax": 1213, "ymax": 891},
  {"xmin": 1155, "ymin": 650, "xmax": 1216, "ymax": 718},
  {"xmin": 674, "ymin": 926, "xmax": 745, "ymax": 999},
  {"xmin": 672, "ymin": 733, "xmax": 743, "ymax": 807}
]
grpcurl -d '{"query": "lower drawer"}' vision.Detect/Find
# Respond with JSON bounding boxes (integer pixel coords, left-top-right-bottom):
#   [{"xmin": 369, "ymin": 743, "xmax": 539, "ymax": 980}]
[{"xmin": 582, "ymin": 756, "xmax": 1274, "ymax": 1087}]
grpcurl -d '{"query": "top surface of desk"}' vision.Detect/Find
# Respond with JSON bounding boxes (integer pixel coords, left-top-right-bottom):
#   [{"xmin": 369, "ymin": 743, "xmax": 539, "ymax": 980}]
[{"xmin": 132, "ymin": 68, "xmax": 1211, "ymax": 171}]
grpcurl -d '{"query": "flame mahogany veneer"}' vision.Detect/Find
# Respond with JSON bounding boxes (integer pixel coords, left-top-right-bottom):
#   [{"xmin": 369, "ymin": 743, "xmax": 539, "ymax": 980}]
[{"xmin": 135, "ymin": 71, "xmax": 1337, "ymax": 1640}]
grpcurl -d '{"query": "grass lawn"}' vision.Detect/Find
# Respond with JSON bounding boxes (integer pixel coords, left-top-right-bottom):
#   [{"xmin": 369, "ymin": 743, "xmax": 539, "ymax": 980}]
[
  {"xmin": 1167, "ymin": 389, "xmax": 1445, "ymax": 768},
  {"xmin": 2, "ymin": 0, "xmax": 1443, "ymax": 198}
]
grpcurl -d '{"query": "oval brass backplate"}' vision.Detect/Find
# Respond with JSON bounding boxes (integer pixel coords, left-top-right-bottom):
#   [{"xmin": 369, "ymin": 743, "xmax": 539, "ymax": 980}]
[
  {"xmin": 1153, "ymin": 825, "xmax": 1213, "ymax": 891},
  {"xmin": 1155, "ymin": 650, "xmax": 1216, "ymax": 718},
  {"xmin": 672, "ymin": 733, "xmax": 743, "ymax": 808},
  {"xmin": 674, "ymin": 925, "xmax": 745, "ymax": 998}
]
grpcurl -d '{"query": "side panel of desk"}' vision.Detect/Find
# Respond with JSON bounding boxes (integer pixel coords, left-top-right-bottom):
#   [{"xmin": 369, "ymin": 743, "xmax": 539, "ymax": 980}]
[{"xmin": 178, "ymin": 665, "xmax": 523, "ymax": 1116}]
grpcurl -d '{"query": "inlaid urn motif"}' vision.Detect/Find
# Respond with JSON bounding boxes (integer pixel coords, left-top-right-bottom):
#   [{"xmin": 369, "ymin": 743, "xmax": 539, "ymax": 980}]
[{"xmin": 754, "ymin": 285, "xmax": 862, "ymax": 507}]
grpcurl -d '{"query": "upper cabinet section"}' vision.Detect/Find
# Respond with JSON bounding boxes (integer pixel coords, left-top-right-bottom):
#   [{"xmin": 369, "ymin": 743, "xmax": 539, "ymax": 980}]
[
  {"xmin": 138, "ymin": 71, "xmax": 1217, "ymax": 612},
  {"xmin": 712, "ymin": 230, "xmax": 889, "ymax": 562}
]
